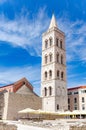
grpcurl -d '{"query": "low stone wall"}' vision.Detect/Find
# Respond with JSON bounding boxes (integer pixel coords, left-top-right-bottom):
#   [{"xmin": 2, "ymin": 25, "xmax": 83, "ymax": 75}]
[{"xmin": 0, "ymin": 122, "xmax": 17, "ymax": 130}]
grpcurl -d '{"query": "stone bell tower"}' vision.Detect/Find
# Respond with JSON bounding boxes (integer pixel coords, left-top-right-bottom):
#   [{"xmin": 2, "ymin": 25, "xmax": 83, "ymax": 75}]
[{"xmin": 41, "ymin": 14, "xmax": 68, "ymax": 111}]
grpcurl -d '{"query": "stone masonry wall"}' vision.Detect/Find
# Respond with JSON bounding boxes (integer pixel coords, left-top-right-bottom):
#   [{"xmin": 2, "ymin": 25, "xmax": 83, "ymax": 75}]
[
  {"xmin": 0, "ymin": 93, "xmax": 4, "ymax": 119},
  {"xmin": 6, "ymin": 92, "xmax": 42, "ymax": 120}
]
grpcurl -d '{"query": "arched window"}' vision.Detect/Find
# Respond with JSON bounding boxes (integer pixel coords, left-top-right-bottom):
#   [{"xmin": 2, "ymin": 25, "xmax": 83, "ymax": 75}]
[
  {"xmin": 68, "ymin": 98, "xmax": 70, "ymax": 104},
  {"xmin": 49, "ymin": 70, "xmax": 52, "ymax": 78},
  {"xmin": 56, "ymin": 53, "xmax": 59, "ymax": 63},
  {"xmin": 44, "ymin": 87, "xmax": 47, "ymax": 96},
  {"xmin": 49, "ymin": 86, "xmax": 52, "ymax": 96},
  {"xmin": 60, "ymin": 40, "xmax": 63, "ymax": 48},
  {"xmin": 74, "ymin": 98, "xmax": 77, "ymax": 103},
  {"xmin": 49, "ymin": 53, "xmax": 52, "ymax": 62},
  {"xmin": 82, "ymin": 97, "xmax": 85, "ymax": 103},
  {"xmin": 56, "ymin": 38, "xmax": 59, "ymax": 47},
  {"xmin": 68, "ymin": 105, "xmax": 70, "ymax": 110},
  {"xmin": 45, "ymin": 71, "xmax": 47, "ymax": 79},
  {"xmin": 49, "ymin": 37, "xmax": 53, "ymax": 46},
  {"xmin": 45, "ymin": 55, "xmax": 48, "ymax": 64},
  {"xmin": 57, "ymin": 104, "xmax": 59, "ymax": 110},
  {"xmin": 57, "ymin": 70, "xmax": 60, "ymax": 78},
  {"xmin": 45, "ymin": 40, "xmax": 48, "ymax": 49},
  {"xmin": 61, "ymin": 55, "xmax": 63, "ymax": 64},
  {"xmin": 61, "ymin": 72, "xmax": 64, "ymax": 80}
]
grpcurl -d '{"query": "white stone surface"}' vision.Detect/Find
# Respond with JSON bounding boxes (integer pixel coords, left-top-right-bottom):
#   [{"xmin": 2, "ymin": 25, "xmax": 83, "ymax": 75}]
[
  {"xmin": 41, "ymin": 14, "xmax": 68, "ymax": 112},
  {"xmin": 49, "ymin": 14, "xmax": 57, "ymax": 29},
  {"xmin": 17, "ymin": 124, "xmax": 50, "ymax": 130},
  {"xmin": 3, "ymin": 119, "xmax": 86, "ymax": 130}
]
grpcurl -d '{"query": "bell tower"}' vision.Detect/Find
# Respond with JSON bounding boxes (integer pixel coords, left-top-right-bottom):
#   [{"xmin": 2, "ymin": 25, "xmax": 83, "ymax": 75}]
[{"xmin": 41, "ymin": 14, "xmax": 68, "ymax": 111}]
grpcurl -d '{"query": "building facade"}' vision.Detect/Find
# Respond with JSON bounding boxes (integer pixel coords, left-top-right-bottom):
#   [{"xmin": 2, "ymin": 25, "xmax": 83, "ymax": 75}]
[
  {"xmin": 41, "ymin": 15, "xmax": 68, "ymax": 112},
  {"xmin": 0, "ymin": 78, "xmax": 42, "ymax": 120},
  {"xmin": 68, "ymin": 86, "xmax": 86, "ymax": 111},
  {"xmin": 0, "ymin": 77, "xmax": 33, "ymax": 93}
]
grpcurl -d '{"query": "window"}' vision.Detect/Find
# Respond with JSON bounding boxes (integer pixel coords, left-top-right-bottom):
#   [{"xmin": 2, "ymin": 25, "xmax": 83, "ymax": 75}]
[
  {"xmin": 81, "ymin": 90, "xmax": 86, "ymax": 93},
  {"xmin": 74, "ymin": 91, "xmax": 78, "ymax": 94},
  {"xmin": 82, "ymin": 97, "xmax": 85, "ymax": 103},
  {"xmin": 60, "ymin": 40, "xmax": 63, "ymax": 48},
  {"xmin": 49, "ymin": 70, "xmax": 52, "ymax": 78},
  {"xmin": 68, "ymin": 92, "xmax": 72, "ymax": 95},
  {"xmin": 61, "ymin": 72, "xmax": 64, "ymax": 80},
  {"xmin": 74, "ymin": 105, "xmax": 77, "ymax": 110},
  {"xmin": 45, "ymin": 40, "xmax": 48, "ymax": 49},
  {"xmin": 74, "ymin": 98, "xmax": 77, "ymax": 103},
  {"xmin": 49, "ymin": 37, "xmax": 53, "ymax": 46},
  {"xmin": 61, "ymin": 55, "xmax": 63, "ymax": 64},
  {"xmin": 49, "ymin": 53, "xmax": 52, "ymax": 62},
  {"xmin": 57, "ymin": 104, "xmax": 59, "ymax": 110},
  {"xmin": 68, "ymin": 105, "xmax": 70, "ymax": 110},
  {"xmin": 45, "ymin": 71, "xmax": 47, "ymax": 79},
  {"xmin": 56, "ymin": 53, "xmax": 59, "ymax": 63},
  {"xmin": 56, "ymin": 38, "xmax": 59, "ymax": 46},
  {"xmin": 44, "ymin": 87, "xmax": 47, "ymax": 96},
  {"xmin": 45, "ymin": 55, "xmax": 48, "ymax": 64},
  {"xmin": 49, "ymin": 86, "xmax": 52, "ymax": 96},
  {"xmin": 82, "ymin": 104, "xmax": 85, "ymax": 110},
  {"xmin": 57, "ymin": 70, "xmax": 60, "ymax": 78},
  {"xmin": 68, "ymin": 98, "xmax": 70, "ymax": 104}
]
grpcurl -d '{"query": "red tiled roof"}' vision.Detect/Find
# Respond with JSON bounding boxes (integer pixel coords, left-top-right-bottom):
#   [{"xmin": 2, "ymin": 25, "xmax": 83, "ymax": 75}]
[
  {"xmin": 0, "ymin": 84, "xmax": 14, "ymax": 88},
  {"xmin": 68, "ymin": 86, "xmax": 86, "ymax": 91},
  {"xmin": 0, "ymin": 77, "xmax": 33, "ymax": 93},
  {"xmin": 13, "ymin": 77, "xmax": 33, "ymax": 92}
]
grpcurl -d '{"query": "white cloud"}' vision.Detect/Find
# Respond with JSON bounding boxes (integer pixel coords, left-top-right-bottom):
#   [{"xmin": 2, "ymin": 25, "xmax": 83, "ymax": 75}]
[
  {"xmin": 58, "ymin": 18, "xmax": 86, "ymax": 63},
  {"xmin": 0, "ymin": 8, "xmax": 85, "ymax": 62},
  {"xmin": 68, "ymin": 81, "xmax": 86, "ymax": 88},
  {"xmin": 0, "ymin": 65, "xmax": 41, "ymax": 95},
  {"xmin": 0, "ymin": 0, "xmax": 7, "ymax": 4},
  {"xmin": 0, "ymin": 9, "xmax": 86, "ymax": 91},
  {"xmin": 57, "ymin": 17, "xmax": 86, "ymax": 87},
  {"xmin": 0, "ymin": 8, "xmax": 49, "ymax": 56}
]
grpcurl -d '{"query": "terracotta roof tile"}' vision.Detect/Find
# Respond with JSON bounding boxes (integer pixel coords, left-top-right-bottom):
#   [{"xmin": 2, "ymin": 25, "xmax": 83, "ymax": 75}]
[
  {"xmin": 0, "ymin": 77, "xmax": 33, "ymax": 93},
  {"xmin": 68, "ymin": 86, "xmax": 86, "ymax": 91}
]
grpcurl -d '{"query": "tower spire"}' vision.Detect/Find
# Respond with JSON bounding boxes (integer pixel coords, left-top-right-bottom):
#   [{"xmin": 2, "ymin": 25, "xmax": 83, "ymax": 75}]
[
  {"xmin": 49, "ymin": 14, "xmax": 57, "ymax": 29},
  {"xmin": 41, "ymin": 13, "xmax": 68, "ymax": 112}
]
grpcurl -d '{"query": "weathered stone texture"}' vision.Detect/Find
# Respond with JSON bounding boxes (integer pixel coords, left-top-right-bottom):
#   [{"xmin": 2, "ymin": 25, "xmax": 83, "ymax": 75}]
[
  {"xmin": 70, "ymin": 125, "xmax": 86, "ymax": 130},
  {"xmin": 0, "ymin": 93, "xmax": 5, "ymax": 119},
  {"xmin": 0, "ymin": 122, "xmax": 17, "ymax": 130},
  {"xmin": 6, "ymin": 92, "xmax": 42, "ymax": 120}
]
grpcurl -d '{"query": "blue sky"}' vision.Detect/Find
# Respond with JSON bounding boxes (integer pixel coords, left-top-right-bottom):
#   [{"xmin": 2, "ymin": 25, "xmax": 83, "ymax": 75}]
[{"xmin": 0, "ymin": 0, "xmax": 86, "ymax": 95}]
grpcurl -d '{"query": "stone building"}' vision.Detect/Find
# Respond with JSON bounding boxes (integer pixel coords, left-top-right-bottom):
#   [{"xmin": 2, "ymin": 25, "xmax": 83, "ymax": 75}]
[
  {"xmin": 68, "ymin": 86, "xmax": 86, "ymax": 111},
  {"xmin": 0, "ymin": 14, "xmax": 69, "ymax": 120},
  {"xmin": 41, "ymin": 15, "xmax": 68, "ymax": 111},
  {"xmin": 0, "ymin": 78, "xmax": 42, "ymax": 120}
]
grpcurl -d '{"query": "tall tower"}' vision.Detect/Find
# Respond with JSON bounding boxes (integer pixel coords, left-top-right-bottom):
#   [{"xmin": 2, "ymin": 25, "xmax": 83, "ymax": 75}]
[{"xmin": 41, "ymin": 15, "xmax": 68, "ymax": 112}]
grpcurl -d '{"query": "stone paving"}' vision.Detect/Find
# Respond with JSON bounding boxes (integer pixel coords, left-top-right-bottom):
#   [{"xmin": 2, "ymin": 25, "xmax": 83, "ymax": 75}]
[
  {"xmin": 2, "ymin": 119, "xmax": 86, "ymax": 130},
  {"xmin": 0, "ymin": 122, "xmax": 17, "ymax": 130}
]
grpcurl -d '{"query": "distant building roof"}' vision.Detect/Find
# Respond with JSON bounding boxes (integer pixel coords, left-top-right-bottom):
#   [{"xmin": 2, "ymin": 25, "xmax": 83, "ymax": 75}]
[
  {"xmin": 0, "ymin": 84, "xmax": 14, "ymax": 89},
  {"xmin": 0, "ymin": 77, "xmax": 33, "ymax": 93},
  {"xmin": 68, "ymin": 86, "xmax": 86, "ymax": 91},
  {"xmin": 13, "ymin": 77, "xmax": 33, "ymax": 92}
]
